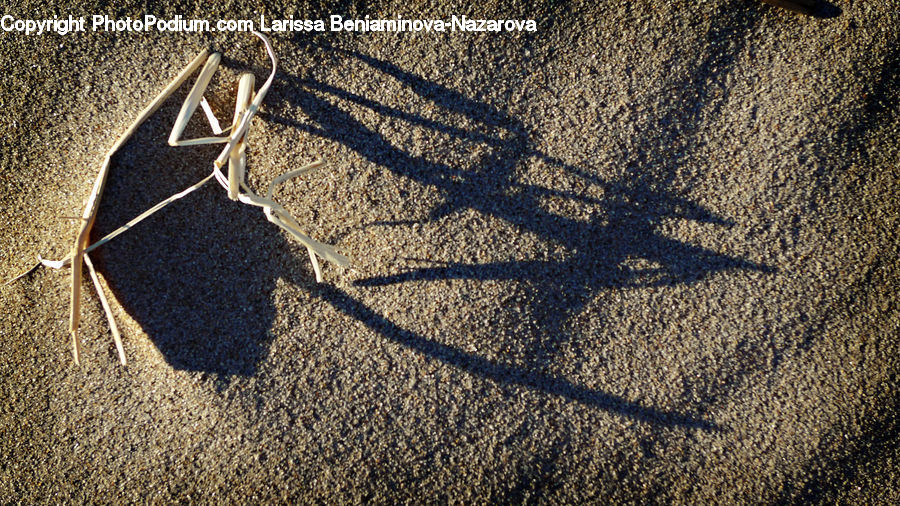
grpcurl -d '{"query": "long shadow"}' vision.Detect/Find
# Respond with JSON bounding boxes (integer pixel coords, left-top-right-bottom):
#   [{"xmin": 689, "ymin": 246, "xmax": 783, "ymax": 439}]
[
  {"xmin": 255, "ymin": 4, "xmax": 775, "ymax": 429},
  {"xmin": 91, "ymin": 3, "xmax": 774, "ymax": 433},
  {"xmin": 310, "ymin": 283, "xmax": 718, "ymax": 431}
]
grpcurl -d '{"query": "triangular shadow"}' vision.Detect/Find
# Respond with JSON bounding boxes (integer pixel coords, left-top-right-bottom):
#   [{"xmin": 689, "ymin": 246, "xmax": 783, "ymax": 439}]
[{"xmin": 90, "ymin": 71, "xmax": 316, "ymax": 378}]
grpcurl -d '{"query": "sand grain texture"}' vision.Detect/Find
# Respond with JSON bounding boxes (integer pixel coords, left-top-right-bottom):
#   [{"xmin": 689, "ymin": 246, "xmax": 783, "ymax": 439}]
[{"xmin": 1, "ymin": 0, "xmax": 898, "ymax": 503}]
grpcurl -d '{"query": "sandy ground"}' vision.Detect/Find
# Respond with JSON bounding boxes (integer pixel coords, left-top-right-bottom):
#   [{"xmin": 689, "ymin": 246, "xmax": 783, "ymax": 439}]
[{"xmin": 1, "ymin": 0, "xmax": 898, "ymax": 502}]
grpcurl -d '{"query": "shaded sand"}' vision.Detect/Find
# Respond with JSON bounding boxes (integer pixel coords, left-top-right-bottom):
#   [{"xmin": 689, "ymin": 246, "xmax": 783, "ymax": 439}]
[{"xmin": 1, "ymin": 0, "xmax": 898, "ymax": 502}]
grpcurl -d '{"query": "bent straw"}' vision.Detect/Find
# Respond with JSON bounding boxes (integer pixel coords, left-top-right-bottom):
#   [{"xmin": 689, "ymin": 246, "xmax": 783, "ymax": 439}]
[
  {"xmin": 19, "ymin": 31, "xmax": 350, "ymax": 365},
  {"xmin": 68, "ymin": 49, "xmax": 211, "ymax": 365},
  {"xmin": 213, "ymin": 32, "xmax": 278, "ymax": 171},
  {"xmin": 167, "ymin": 52, "xmax": 226, "ymax": 147},
  {"xmin": 229, "ymin": 73, "xmax": 255, "ymax": 201}
]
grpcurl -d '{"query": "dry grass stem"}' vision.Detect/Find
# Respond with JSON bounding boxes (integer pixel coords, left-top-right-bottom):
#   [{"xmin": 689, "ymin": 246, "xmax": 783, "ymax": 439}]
[{"xmin": 8, "ymin": 31, "xmax": 348, "ymax": 364}]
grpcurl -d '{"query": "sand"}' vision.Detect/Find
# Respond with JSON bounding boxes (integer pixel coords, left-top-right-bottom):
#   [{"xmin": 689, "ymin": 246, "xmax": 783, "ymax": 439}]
[{"xmin": 1, "ymin": 0, "xmax": 898, "ymax": 502}]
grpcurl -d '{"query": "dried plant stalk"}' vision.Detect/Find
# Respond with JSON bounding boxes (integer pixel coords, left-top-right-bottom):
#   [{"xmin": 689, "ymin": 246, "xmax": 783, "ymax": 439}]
[
  {"xmin": 10, "ymin": 32, "xmax": 349, "ymax": 365},
  {"xmin": 67, "ymin": 49, "xmax": 210, "ymax": 365},
  {"xmin": 84, "ymin": 253, "xmax": 125, "ymax": 365}
]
